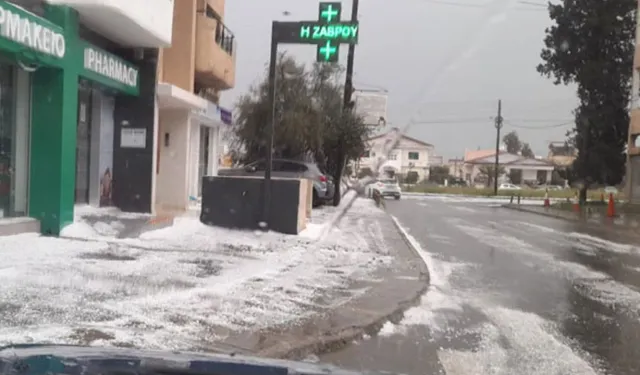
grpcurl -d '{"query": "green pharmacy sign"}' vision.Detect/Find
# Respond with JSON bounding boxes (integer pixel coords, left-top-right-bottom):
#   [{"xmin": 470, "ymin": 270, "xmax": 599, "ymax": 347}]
[
  {"xmin": 288, "ymin": 2, "xmax": 358, "ymax": 63},
  {"xmin": 298, "ymin": 22, "xmax": 359, "ymax": 43}
]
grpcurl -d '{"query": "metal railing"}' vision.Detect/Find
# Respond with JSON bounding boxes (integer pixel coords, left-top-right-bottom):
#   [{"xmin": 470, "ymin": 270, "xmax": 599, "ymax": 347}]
[
  {"xmin": 215, "ymin": 21, "xmax": 235, "ymax": 56},
  {"xmin": 200, "ymin": 6, "xmax": 235, "ymax": 57}
]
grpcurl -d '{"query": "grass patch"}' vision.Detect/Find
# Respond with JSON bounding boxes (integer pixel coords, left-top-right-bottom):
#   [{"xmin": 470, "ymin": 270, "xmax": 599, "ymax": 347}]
[{"xmin": 402, "ymin": 185, "xmax": 618, "ymax": 200}]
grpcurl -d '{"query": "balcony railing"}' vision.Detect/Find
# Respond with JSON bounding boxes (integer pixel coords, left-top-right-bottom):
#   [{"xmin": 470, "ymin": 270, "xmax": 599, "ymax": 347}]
[
  {"xmin": 215, "ymin": 21, "xmax": 235, "ymax": 56},
  {"xmin": 200, "ymin": 6, "xmax": 234, "ymax": 56}
]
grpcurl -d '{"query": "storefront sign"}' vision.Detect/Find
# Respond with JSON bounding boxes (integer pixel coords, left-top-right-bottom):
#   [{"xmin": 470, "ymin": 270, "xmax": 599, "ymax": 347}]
[
  {"xmin": 0, "ymin": 1, "xmax": 65, "ymax": 59},
  {"xmin": 192, "ymin": 102, "xmax": 233, "ymax": 126},
  {"xmin": 80, "ymin": 41, "xmax": 140, "ymax": 96},
  {"xmin": 120, "ymin": 128, "xmax": 146, "ymax": 148}
]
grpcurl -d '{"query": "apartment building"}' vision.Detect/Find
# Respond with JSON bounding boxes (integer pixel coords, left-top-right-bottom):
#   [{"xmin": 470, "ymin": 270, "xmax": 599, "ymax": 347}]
[
  {"xmin": 0, "ymin": 0, "xmax": 173, "ymax": 235},
  {"xmin": 628, "ymin": 3, "xmax": 640, "ymax": 202},
  {"xmin": 156, "ymin": 0, "xmax": 234, "ymax": 213}
]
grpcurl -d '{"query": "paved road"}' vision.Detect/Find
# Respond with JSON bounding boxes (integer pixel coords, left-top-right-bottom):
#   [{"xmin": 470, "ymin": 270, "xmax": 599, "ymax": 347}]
[{"xmin": 319, "ymin": 195, "xmax": 640, "ymax": 375}]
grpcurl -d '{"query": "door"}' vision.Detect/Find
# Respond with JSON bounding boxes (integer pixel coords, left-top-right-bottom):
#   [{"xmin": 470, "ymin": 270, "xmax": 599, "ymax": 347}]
[
  {"xmin": 197, "ymin": 126, "xmax": 210, "ymax": 196},
  {"xmin": 75, "ymin": 83, "xmax": 92, "ymax": 203}
]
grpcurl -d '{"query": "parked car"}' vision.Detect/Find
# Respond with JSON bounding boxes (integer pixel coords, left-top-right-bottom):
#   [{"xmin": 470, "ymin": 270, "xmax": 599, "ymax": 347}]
[
  {"xmin": 218, "ymin": 159, "xmax": 328, "ymax": 207},
  {"xmin": 448, "ymin": 177, "xmax": 467, "ymax": 187},
  {"xmin": 366, "ymin": 178, "xmax": 401, "ymax": 200},
  {"xmin": 498, "ymin": 183, "xmax": 521, "ymax": 190}
]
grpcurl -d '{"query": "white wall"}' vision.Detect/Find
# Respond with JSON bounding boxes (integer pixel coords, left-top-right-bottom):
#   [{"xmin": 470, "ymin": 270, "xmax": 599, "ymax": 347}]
[
  {"xmin": 46, "ymin": 0, "xmax": 174, "ymax": 47},
  {"xmin": 156, "ymin": 110, "xmax": 190, "ymax": 211},
  {"xmin": 187, "ymin": 121, "xmax": 200, "ymax": 199}
]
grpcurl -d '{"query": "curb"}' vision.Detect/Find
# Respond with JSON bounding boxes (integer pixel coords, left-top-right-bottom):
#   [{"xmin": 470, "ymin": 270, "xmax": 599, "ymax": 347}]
[
  {"xmin": 317, "ymin": 190, "xmax": 358, "ymax": 241},
  {"xmin": 260, "ymin": 282, "xmax": 428, "ymax": 360},
  {"xmin": 501, "ymin": 204, "xmax": 576, "ymax": 221},
  {"xmin": 402, "ymin": 192, "xmax": 553, "ymax": 201},
  {"xmin": 255, "ymin": 210, "xmax": 429, "ymax": 360},
  {"xmin": 501, "ymin": 204, "xmax": 640, "ymax": 240}
]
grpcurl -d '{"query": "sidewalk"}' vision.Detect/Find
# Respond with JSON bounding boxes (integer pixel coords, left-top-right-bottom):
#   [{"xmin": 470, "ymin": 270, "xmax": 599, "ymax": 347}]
[{"xmin": 0, "ymin": 196, "xmax": 426, "ymax": 359}]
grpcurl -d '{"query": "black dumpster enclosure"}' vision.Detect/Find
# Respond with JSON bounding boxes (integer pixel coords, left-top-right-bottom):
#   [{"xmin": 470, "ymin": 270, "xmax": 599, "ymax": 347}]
[{"xmin": 200, "ymin": 176, "xmax": 309, "ymax": 234}]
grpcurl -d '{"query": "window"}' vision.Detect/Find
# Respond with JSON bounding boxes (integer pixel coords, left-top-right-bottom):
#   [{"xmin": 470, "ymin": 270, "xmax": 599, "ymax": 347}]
[
  {"xmin": 388, "ymin": 153, "xmax": 397, "ymax": 160},
  {"xmin": 279, "ymin": 161, "xmax": 307, "ymax": 172},
  {"xmin": 362, "ymin": 150, "xmax": 370, "ymax": 158},
  {"xmin": 408, "ymin": 152, "xmax": 419, "ymax": 160}
]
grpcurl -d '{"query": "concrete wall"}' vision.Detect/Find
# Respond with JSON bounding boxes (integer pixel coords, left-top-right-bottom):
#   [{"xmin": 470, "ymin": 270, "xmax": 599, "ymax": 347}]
[
  {"xmin": 159, "ymin": 0, "xmax": 197, "ymax": 92},
  {"xmin": 156, "ymin": 110, "xmax": 191, "ymax": 211}
]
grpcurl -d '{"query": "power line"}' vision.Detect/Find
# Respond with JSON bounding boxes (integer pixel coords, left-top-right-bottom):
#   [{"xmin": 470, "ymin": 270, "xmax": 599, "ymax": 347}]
[
  {"xmin": 409, "ymin": 0, "xmax": 548, "ymax": 11},
  {"xmin": 505, "ymin": 120, "xmax": 573, "ymax": 129}
]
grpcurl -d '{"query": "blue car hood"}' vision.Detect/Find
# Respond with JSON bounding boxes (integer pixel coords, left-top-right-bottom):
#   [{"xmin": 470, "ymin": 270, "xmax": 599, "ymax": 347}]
[{"xmin": 0, "ymin": 345, "xmax": 398, "ymax": 375}]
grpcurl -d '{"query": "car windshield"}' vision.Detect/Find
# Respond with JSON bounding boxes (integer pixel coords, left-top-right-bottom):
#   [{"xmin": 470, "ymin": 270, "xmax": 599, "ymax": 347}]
[{"xmin": 9, "ymin": 2, "xmax": 637, "ymax": 375}]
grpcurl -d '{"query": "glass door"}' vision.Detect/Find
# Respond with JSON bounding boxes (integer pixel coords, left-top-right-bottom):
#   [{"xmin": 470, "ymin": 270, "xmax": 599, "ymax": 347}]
[
  {"xmin": 75, "ymin": 82, "xmax": 92, "ymax": 203},
  {"xmin": 197, "ymin": 126, "xmax": 210, "ymax": 196}
]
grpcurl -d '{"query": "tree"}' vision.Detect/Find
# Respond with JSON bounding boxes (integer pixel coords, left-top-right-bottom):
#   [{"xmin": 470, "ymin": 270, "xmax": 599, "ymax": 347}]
[
  {"xmin": 502, "ymin": 131, "xmax": 522, "ymax": 154},
  {"xmin": 404, "ymin": 171, "xmax": 419, "ymax": 184},
  {"xmin": 478, "ymin": 165, "xmax": 506, "ymax": 188},
  {"xmin": 233, "ymin": 54, "xmax": 369, "ymax": 205},
  {"xmin": 521, "ymin": 143, "xmax": 535, "ymax": 158},
  {"xmin": 429, "ymin": 166, "xmax": 450, "ymax": 185},
  {"xmin": 537, "ymin": 0, "xmax": 635, "ymax": 203}
]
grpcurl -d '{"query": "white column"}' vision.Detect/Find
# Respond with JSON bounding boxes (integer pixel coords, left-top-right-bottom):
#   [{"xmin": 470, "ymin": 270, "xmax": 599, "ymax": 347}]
[
  {"xmin": 209, "ymin": 125, "xmax": 219, "ymax": 176},
  {"xmin": 12, "ymin": 68, "xmax": 30, "ymax": 215},
  {"xmin": 151, "ymin": 91, "xmax": 159, "ymax": 214},
  {"xmin": 188, "ymin": 120, "xmax": 200, "ymax": 198}
]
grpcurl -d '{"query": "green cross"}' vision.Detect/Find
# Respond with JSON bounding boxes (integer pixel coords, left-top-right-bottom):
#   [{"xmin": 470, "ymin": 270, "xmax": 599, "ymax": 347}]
[
  {"xmin": 319, "ymin": 40, "xmax": 337, "ymax": 61},
  {"xmin": 320, "ymin": 4, "xmax": 339, "ymax": 22}
]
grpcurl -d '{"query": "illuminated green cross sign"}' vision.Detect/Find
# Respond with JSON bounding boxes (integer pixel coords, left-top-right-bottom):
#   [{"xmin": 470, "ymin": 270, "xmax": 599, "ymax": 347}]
[
  {"xmin": 317, "ymin": 40, "xmax": 339, "ymax": 62},
  {"xmin": 273, "ymin": 2, "xmax": 358, "ymax": 63},
  {"xmin": 320, "ymin": 3, "xmax": 341, "ymax": 22}
]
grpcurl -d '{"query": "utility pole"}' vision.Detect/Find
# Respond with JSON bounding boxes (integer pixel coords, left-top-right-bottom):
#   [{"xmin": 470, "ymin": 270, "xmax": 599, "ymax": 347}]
[
  {"xmin": 333, "ymin": 0, "xmax": 359, "ymax": 206},
  {"xmin": 493, "ymin": 99, "xmax": 503, "ymax": 195}
]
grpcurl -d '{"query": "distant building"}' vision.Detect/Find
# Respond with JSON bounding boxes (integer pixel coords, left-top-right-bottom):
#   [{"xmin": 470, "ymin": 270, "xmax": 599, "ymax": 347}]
[
  {"xmin": 355, "ymin": 128, "xmax": 434, "ymax": 181},
  {"xmin": 463, "ymin": 149, "xmax": 554, "ymax": 186},
  {"xmin": 547, "ymin": 141, "xmax": 576, "ymax": 167},
  {"xmin": 430, "ymin": 155, "xmax": 444, "ymax": 166}
]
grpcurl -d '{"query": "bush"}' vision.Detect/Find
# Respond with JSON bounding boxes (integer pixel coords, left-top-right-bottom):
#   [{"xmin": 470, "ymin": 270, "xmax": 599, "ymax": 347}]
[{"xmin": 404, "ymin": 171, "xmax": 419, "ymax": 184}]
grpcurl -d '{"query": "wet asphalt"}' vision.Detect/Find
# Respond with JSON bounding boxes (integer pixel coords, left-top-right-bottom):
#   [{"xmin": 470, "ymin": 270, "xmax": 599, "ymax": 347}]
[{"xmin": 319, "ymin": 196, "xmax": 640, "ymax": 375}]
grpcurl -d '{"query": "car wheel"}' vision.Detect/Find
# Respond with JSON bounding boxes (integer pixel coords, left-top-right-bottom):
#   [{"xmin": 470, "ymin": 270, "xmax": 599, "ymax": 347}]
[
  {"xmin": 395, "ymin": 195, "xmax": 401, "ymax": 200},
  {"xmin": 312, "ymin": 190, "xmax": 321, "ymax": 207}
]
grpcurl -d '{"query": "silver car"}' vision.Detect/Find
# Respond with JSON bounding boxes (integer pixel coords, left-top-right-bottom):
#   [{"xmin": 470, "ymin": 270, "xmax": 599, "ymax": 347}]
[
  {"xmin": 367, "ymin": 178, "xmax": 401, "ymax": 200},
  {"xmin": 218, "ymin": 159, "xmax": 328, "ymax": 207}
]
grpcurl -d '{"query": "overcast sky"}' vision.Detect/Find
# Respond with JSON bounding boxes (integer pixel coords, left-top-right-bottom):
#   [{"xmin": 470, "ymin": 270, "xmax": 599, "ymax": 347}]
[{"xmin": 220, "ymin": 0, "xmax": 578, "ymax": 159}]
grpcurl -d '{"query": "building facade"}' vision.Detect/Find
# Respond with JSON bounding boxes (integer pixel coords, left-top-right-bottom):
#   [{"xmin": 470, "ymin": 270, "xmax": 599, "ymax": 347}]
[
  {"xmin": 463, "ymin": 150, "xmax": 554, "ymax": 187},
  {"xmin": 356, "ymin": 128, "xmax": 434, "ymax": 181},
  {"xmin": 155, "ymin": 0, "xmax": 234, "ymax": 214},
  {"xmin": 0, "ymin": 0, "xmax": 173, "ymax": 235}
]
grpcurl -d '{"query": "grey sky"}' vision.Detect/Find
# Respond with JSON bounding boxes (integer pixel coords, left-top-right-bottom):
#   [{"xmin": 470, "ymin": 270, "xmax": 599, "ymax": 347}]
[{"xmin": 221, "ymin": 0, "xmax": 578, "ymax": 159}]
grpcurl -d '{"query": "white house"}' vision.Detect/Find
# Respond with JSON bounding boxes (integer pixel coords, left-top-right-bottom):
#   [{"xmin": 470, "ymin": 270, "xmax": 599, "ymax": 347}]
[
  {"xmin": 356, "ymin": 128, "xmax": 434, "ymax": 181},
  {"xmin": 463, "ymin": 149, "xmax": 554, "ymax": 186}
]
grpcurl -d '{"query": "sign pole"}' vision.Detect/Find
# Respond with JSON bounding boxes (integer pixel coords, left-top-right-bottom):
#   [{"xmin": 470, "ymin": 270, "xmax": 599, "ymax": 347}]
[
  {"xmin": 262, "ymin": 22, "xmax": 279, "ymax": 229},
  {"xmin": 260, "ymin": 3, "xmax": 359, "ymax": 227}
]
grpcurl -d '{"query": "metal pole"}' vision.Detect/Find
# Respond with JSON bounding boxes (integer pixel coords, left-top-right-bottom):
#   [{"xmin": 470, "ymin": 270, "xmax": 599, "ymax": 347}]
[
  {"xmin": 493, "ymin": 99, "xmax": 502, "ymax": 195},
  {"xmin": 343, "ymin": 0, "xmax": 358, "ymax": 109},
  {"xmin": 333, "ymin": 0, "xmax": 359, "ymax": 206},
  {"xmin": 261, "ymin": 22, "xmax": 278, "ymax": 228}
]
